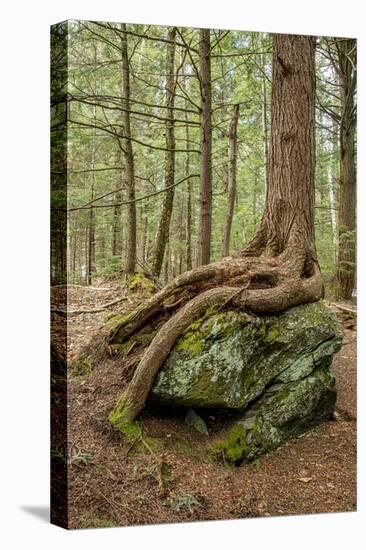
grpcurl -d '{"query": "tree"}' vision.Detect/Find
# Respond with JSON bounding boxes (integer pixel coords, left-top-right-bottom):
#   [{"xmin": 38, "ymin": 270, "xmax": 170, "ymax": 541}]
[
  {"xmin": 121, "ymin": 23, "xmax": 137, "ymax": 276},
  {"xmin": 108, "ymin": 33, "xmax": 324, "ymax": 426},
  {"xmin": 221, "ymin": 103, "xmax": 240, "ymax": 257},
  {"xmin": 152, "ymin": 27, "xmax": 177, "ymax": 277},
  {"xmin": 336, "ymin": 38, "xmax": 356, "ymax": 298},
  {"xmin": 197, "ymin": 28, "xmax": 213, "ymax": 266}
]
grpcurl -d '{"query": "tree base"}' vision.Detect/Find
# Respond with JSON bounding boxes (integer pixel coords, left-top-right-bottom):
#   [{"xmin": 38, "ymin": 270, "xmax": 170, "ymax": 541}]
[{"xmin": 108, "ymin": 246, "xmax": 324, "ymax": 426}]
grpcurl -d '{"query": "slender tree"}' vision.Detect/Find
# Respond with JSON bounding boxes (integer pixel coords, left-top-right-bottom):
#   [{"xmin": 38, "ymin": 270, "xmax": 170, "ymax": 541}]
[
  {"xmin": 197, "ymin": 28, "xmax": 212, "ymax": 266},
  {"xmin": 152, "ymin": 27, "xmax": 177, "ymax": 277},
  {"xmin": 222, "ymin": 103, "xmax": 240, "ymax": 257},
  {"xmin": 336, "ymin": 38, "xmax": 357, "ymax": 298},
  {"xmin": 121, "ymin": 23, "xmax": 137, "ymax": 276}
]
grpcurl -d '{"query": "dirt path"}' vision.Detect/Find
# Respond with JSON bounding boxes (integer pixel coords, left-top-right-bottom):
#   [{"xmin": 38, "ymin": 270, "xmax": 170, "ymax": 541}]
[{"xmin": 56, "ymin": 282, "xmax": 356, "ymax": 528}]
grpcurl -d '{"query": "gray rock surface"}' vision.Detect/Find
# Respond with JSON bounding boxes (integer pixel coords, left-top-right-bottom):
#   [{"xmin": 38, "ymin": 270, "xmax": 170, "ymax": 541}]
[
  {"xmin": 150, "ymin": 301, "xmax": 342, "ymax": 410},
  {"xmin": 149, "ymin": 301, "xmax": 342, "ymax": 463}
]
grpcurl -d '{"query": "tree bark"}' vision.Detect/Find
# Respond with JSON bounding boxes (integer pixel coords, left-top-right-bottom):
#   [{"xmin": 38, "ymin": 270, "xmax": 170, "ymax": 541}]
[
  {"xmin": 244, "ymin": 34, "xmax": 317, "ymax": 273},
  {"xmin": 112, "ymin": 151, "xmax": 124, "ymax": 257},
  {"xmin": 222, "ymin": 104, "xmax": 240, "ymax": 257},
  {"xmin": 121, "ymin": 23, "xmax": 137, "ymax": 276},
  {"xmin": 197, "ymin": 29, "xmax": 212, "ymax": 266},
  {"xmin": 152, "ymin": 27, "xmax": 176, "ymax": 277},
  {"xmin": 328, "ymin": 119, "xmax": 339, "ymax": 263},
  {"xmin": 86, "ymin": 206, "xmax": 95, "ymax": 285},
  {"xmin": 336, "ymin": 38, "xmax": 357, "ymax": 299},
  {"xmin": 183, "ymin": 65, "xmax": 193, "ymax": 271}
]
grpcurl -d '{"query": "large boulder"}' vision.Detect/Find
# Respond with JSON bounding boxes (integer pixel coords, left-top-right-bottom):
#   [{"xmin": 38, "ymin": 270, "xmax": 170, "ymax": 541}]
[{"xmin": 149, "ymin": 301, "xmax": 342, "ymax": 462}]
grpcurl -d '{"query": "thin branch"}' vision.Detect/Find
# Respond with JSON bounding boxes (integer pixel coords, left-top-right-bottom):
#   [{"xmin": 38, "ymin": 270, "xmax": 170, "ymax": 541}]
[{"xmin": 67, "ymin": 173, "xmax": 199, "ymax": 212}]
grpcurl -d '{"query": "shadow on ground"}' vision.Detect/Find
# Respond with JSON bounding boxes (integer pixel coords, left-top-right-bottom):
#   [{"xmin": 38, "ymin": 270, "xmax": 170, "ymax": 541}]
[{"xmin": 20, "ymin": 506, "xmax": 50, "ymax": 523}]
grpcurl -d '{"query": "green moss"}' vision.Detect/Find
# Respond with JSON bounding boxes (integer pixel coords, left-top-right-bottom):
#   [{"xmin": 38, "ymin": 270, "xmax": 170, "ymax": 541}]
[
  {"xmin": 175, "ymin": 310, "xmax": 245, "ymax": 357},
  {"xmin": 125, "ymin": 272, "xmax": 155, "ymax": 293},
  {"xmin": 265, "ymin": 326, "xmax": 280, "ymax": 342},
  {"xmin": 109, "ymin": 396, "xmax": 136, "ymax": 433},
  {"xmin": 208, "ymin": 424, "xmax": 247, "ymax": 465},
  {"xmin": 69, "ymin": 357, "xmax": 92, "ymax": 378},
  {"xmin": 108, "ymin": 397, "xmax": 160, "ymax": 452},
  {"xmin": 107, "ymin": 313, "xmax": 132, "ymax": 338},
  {"xmin": 176, "ymin": 331, "xmax": 203, "ymax": 356}
]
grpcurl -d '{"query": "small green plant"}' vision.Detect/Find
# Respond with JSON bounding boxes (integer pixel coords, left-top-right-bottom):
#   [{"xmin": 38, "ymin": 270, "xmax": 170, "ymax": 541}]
[
  {"xmin": 69, "ymin": 356, "xmax": 92, "ymax": 378},
  {"xmin": 95, "ymin": 255, "xmax": 122, "ymax": 278},
  {"xmin": 68, "ymin": 447, "xmax": 93, "ymax": 467},
  {"xmin": 165, "ymin": 493, "xmax": 201, "ymax": 514}
]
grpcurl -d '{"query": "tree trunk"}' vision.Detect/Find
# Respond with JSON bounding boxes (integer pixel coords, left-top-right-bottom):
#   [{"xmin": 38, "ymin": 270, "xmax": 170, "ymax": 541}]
[
  {"xmin": 152, "ymin": 27, "xmax": 176, "ymax": 277},
  {"xmin": 121, "ymin": 23, "xmax": 137, "ymax": 276},
  {"xmin": 244, "ymin": 34, "xmax": 317, "ymax": 273},
  {"xmin": 261, "ymin": 45, "xmax": 269, "ymax": 193},
  {"xmin": 328, "ymin": 119, "xmax": 339, "ymax": 263},
  {"xmin": 86, "ymin": 206, "xmax": 95, "ymax": 285},
  {"xmin": 197, "ymin": 29, "xmax": 212, "ymax": 266},
  {"xmin": 183, "ymin": 66, "xmax": 193, "ymax": 271},
  {"xmin": 112, "ymin": 151, "xmax": 124, "ymax": 257},
  {"xmin": 108, "ymin": 34, "xmax": 323, "ymax": 426},
  {"xmin": 222, "ymin": 104, "xmax": 240, "ymax": 257},
  {"xmin": 336, "ymin": 38, "xmax": 356, "ymax": 299}
]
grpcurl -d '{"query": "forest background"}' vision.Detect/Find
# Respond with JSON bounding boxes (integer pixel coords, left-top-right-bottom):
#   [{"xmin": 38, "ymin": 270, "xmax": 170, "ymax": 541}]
[{"xmin": 51, "ymin": 21, "xmax": 356, "ymax": 300}]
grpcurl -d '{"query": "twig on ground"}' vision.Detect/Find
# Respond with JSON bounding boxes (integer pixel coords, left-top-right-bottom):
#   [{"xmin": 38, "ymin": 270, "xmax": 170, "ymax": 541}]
[{"xmin": 51, "ymin": 297, "xmax": 127, "ymax": 315}]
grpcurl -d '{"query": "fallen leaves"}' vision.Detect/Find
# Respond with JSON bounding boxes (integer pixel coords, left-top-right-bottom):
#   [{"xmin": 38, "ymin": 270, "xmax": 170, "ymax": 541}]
[{"xmin": 298, "ymin": 477, "xmax": 313, "ymax": 483}]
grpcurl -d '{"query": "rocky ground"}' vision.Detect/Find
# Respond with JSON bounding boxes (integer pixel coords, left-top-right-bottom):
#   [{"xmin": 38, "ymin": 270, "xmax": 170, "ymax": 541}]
[{"xmin": 51, "ymin": 279, "xmax": 357, "ymax": 529}]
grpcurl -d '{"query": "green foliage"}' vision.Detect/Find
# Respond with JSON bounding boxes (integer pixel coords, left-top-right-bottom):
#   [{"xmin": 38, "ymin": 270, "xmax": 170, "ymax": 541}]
[
  {"xmin": 95, "ymin": 255, "xmax": 122, "ymax": 277},
  {"xmin": 68, "ymin": 448, "xmax": 93, "ymax": 467},
  {"xmin": 62, "ymin": 23, "xmax": 353, "ymax": 292}
]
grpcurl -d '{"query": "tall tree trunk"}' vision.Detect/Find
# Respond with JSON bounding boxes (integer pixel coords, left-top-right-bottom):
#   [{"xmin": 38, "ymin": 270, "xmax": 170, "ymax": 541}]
[
  {"xmin": 141, "ymin": 200, "xmax": 149, "ymax": 263},
  {"xmin": 261, "ymin": 44, "xmax": 269, "ymax": 192},
  {"xmin": 183, "ymin": 66, "xmax": 193, "ymax": 271},
  {"xmin": 197, "ymin": 28, "xmax": 212, "ymax": 266},
  {"xmin": 336, "ymin": 38, "xmax": 356, "ymax": 299},
  {"xmin": 112, "ymin": 151, "xmax": 123, "ymax": 257},
  {"xmin": 121, "ymin": 23, "xmax": 137, "ymax": 276},
  {"xmin": 86, "ymin": 206, "xmax": 95, "ymax": 285},
  {"xmin": 328, "ymin": 119, "xmax": 339, "ymax": 263},
  {"xmin": 152, "ymin": 27, "xmax": 176, "ymax": 277},
  {"xmin": 245, "ymin": 34, "xmax": 317, "ymax": 276},
  {"xmin": 222, "ymin": 104, "xmax": 240, "ymax": 257}
]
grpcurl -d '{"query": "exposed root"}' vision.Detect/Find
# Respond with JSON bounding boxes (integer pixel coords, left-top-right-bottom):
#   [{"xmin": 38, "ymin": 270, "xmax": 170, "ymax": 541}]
[
  {"xmin": 108, "ymin": 256, "xmax": 278, "ymax": 344},
  {"xmin": 109, "ymin": 253, "xmax": 324, "ymax": 425}
]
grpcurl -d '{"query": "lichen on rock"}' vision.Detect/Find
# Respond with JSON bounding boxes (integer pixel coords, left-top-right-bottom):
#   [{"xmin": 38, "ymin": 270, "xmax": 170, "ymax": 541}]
[
  {"xmin": 149, "ymin": 301, "xmax": 342, "ymax": 462},
  {"xmin": 208, "ymin": 362, "xmax": 337, "ymax": 465},
  {"xmin": 150, "ymin": 301, "xmax": 342, "ymax": 410}
]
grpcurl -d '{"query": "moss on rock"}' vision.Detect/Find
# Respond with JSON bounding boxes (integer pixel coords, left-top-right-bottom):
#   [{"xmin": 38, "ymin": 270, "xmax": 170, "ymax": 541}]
[
  {"xmin": 207, "ymin": 362, "xmax": 337, "ymax": 465},
  {"xmin": 150, "ymin": 301, "xmax": 342, "ymax": 410},
  {"xmin": 207, "ymin": 424, "xmax": 248, "ymax": 465}
]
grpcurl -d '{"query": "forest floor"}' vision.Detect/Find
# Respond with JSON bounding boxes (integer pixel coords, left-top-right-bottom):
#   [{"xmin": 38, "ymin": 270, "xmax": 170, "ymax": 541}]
[{"xmin": 52, "ymin": 278, "xmax": 357, "ymax": 529}]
